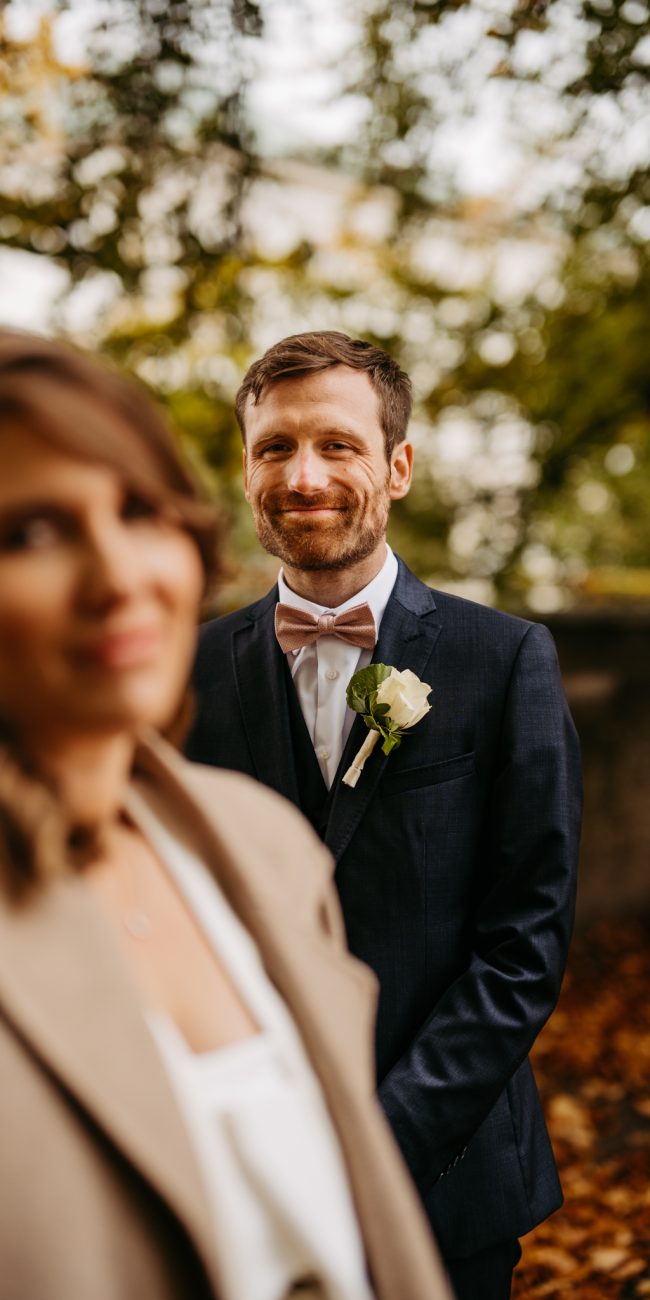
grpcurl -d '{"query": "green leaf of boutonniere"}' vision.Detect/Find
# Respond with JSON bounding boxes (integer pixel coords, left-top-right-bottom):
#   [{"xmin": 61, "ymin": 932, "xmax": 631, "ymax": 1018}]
[{"xmin": 346, "ymin": 662, "xmax": 391, "ymax": 714}]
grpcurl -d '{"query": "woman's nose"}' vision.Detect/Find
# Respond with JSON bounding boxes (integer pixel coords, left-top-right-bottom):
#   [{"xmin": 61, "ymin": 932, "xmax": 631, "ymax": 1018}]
[
  {"xmin": 78, "ymin": 524, "xmax": 140, "ymax": 608},
  {"xmin": 287, "ymin": 448, "xmax": 328, "ymax": 494}
]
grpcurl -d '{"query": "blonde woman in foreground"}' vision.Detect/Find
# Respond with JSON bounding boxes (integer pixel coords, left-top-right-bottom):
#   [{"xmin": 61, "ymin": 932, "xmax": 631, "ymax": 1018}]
[{"xmin": 0, "ymin": 330, "xmax": 452, "ymax": 1300}]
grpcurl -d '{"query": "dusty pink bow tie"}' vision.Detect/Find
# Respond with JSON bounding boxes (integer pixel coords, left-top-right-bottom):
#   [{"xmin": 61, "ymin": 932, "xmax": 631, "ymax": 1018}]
[{"xmin": 275, "ymin": 602, "xmax": 377, "ymax": 654}]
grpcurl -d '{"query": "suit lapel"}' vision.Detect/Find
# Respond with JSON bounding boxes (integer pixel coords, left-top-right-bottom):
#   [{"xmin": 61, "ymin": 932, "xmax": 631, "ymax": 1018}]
[
  {"xmin": 324, "ymin": 562, "xmax": 442, "ymax": 863},
  {"xmin": 231, "ymin": 586, "xmax": 300, "ymax": 805},
  {"xmin": 0, "ymin": 875, "xmax": 221, "ymax": 1288}
]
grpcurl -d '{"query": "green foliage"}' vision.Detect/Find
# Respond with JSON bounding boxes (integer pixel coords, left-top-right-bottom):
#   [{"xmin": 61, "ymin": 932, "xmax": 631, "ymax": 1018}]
[
  {"xmin": 324, "ymin": 0, "xmax": 650, "ymax": 608},
  {"xmin": 1, "ymin": 0, "xmax": 647, "ymax": 611},
  {"xmin": 0, "ymin": 0, "xmax": 260, "ymax": 488}
]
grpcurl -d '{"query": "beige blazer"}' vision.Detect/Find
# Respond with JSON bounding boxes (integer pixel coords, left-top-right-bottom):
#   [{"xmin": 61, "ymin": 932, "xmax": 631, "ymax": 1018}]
[{"xmin": 0, "ymin": 732, "xmax": 452, "ymax": 1300}]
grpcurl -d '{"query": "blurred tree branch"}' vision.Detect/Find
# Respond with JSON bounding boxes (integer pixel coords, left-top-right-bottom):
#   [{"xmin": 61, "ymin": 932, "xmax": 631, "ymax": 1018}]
[{"xmin": 1, "ymin": 0, "xmax": 648, "ymax": 610}]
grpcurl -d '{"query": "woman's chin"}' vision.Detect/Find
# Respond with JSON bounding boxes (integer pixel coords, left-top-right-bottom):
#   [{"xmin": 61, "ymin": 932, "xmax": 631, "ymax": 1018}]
[{"xmin": 60, "ymin": 681, "xmax": 186, "ymax": 738}]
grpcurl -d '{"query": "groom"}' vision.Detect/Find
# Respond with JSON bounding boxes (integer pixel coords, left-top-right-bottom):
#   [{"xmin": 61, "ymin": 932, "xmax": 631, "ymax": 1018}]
[{"xmin": 187, "ymin": 331, "xmax": 582, "ymax": 1299}]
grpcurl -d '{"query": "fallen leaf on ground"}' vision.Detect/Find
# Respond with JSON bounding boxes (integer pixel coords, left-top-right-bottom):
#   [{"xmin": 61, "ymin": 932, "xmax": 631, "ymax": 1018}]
[{"xmin": 512, "ymin": 917, "xmax": 650, "ymax": 1299}]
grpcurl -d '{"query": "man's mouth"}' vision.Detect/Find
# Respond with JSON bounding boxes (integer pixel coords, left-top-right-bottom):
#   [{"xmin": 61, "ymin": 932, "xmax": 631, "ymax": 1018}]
[
  {"xmin": 280, "ymin": 505, "xmax": 342, "ymax": 515},
  {"xmin": 269, "ymin": 497, "xmax": 350, "ymax": 519}
]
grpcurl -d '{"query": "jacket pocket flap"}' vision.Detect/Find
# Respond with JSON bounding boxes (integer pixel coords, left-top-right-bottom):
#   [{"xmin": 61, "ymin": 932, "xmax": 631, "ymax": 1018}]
[{"xmin": 383, "ymin": 751, "xmax": 476, "ymax": 795}]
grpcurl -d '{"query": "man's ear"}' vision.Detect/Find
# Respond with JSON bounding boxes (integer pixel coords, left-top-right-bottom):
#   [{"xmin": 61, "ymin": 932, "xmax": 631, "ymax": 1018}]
[
  {"xmin": 389, "ymin": 440, "xmax": 413, "ymax": 500},
  {"xmin": 242, "ymin": 447, "xmax": 250, "ymax": 501}
]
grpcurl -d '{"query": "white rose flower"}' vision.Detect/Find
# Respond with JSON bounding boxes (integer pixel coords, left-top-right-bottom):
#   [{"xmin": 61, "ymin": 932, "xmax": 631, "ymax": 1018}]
[{"xmin": 375, "ymin": 667, "xmax": 432, "ymax": 729}]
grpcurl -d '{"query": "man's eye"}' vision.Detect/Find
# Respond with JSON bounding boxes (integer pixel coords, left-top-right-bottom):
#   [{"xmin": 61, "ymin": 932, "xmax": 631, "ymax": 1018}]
[{"xmin": 260, "ymin": 442, "xmax": 291, "ymax": 456}]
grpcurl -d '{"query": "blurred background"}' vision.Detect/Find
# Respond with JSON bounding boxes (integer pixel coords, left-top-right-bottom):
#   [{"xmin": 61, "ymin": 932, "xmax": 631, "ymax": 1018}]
[{"xmin": 0, "ymin": 0, "xmax": 648, "ymax": 1291}]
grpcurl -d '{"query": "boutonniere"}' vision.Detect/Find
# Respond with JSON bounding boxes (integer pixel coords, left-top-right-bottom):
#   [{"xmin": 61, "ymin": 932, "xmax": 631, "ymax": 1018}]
[{"xmin": 342, "ymin": 664, "xmax": 432, "ymax": 789}]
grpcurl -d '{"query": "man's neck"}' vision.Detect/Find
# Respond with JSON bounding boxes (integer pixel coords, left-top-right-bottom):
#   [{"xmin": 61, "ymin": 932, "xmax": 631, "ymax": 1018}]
[{"xmin": 282, "ymin": 544, "xmax": 387, "ymax": 608}]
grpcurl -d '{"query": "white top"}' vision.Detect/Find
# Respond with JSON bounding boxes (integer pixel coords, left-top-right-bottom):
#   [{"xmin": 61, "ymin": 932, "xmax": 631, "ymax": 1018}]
[
  {"xmin": 126, "ymin": 783, "xmax": 375, "ymax": 1300},
  {"xmin": 277, "ymin": 546, "xmax": 398, "ymax": 787}
]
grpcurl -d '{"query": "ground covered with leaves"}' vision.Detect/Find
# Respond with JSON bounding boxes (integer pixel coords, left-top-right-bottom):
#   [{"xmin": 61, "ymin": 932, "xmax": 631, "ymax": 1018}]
[{"xmin": 513, "ymin": 917, "xmax": 650, "ymax": 1298}]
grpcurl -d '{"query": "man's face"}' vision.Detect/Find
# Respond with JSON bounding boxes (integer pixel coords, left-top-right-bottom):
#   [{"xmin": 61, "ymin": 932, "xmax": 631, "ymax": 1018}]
[{"xmin": 242, "ymin": 366, "xmax": 412, "ymax": 572}]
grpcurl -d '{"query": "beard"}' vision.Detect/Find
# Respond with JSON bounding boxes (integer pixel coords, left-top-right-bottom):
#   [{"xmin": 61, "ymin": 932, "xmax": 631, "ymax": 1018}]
[{"xmin": 251, "ymin": 482, "xmax": 391, "ymax": 572}]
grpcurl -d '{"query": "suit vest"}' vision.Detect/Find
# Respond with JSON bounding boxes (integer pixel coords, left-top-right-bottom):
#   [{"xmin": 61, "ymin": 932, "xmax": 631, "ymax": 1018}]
[{"xmin": 282, "ymin": 661, "xmax": 332, "ymax": 837}]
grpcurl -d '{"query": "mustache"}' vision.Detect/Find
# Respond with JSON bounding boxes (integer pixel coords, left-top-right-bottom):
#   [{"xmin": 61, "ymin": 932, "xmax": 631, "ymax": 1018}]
[{"xmin": 266, "ymin": 490, "xmax": 354, "ymax": 512}]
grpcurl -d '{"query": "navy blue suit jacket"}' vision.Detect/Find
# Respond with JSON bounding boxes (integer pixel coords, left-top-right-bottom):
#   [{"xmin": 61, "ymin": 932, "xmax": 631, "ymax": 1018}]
[{"xmin": 187, "ymin": 559, "xmax": 582, "ymax": 1258}]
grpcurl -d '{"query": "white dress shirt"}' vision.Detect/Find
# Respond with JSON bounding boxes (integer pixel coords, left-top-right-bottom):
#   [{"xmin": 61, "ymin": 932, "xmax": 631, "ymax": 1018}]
[{"xmin": 277, "ymin": 546, "xmax": 398, "ymax": 787}]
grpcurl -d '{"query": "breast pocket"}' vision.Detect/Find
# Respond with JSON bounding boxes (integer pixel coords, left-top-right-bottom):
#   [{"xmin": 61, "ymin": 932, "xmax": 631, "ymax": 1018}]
[{"xmin": 382, "ymin": 751, "xmax": 476, "ymax": 795}]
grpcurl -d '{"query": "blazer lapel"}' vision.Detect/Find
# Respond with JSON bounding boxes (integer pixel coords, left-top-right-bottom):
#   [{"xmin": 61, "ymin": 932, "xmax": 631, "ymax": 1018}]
[
  {"xmin": 134, "ymin": 733, "xmax": 378, "ymax": 1095},
  {"xmin": 132, "ymin": 739, "xmax": 452, "ymax": 1300},
  {"xmin": 0, "ymin": 877, "xmax": 221, "ymax": 1288},
  {"xmin": 324, "ymin": 562, "xmax": 442, "ymax": 863},
  {"xmin": 231, "ymin": 586, "xmax": 300, "ymax": 805}
]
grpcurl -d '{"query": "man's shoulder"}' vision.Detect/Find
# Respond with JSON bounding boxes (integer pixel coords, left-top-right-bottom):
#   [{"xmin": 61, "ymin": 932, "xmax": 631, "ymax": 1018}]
[
  {"xmin": 199, "ymin": 604, "xmax": 253, "ymax": 639},
  {"xmin": 432, "ymin": 586, "xmax": 534, "ymax": 638},
  {"xmin": 398, "ymin": 563, "xmax": 539, "ymax": 645}
]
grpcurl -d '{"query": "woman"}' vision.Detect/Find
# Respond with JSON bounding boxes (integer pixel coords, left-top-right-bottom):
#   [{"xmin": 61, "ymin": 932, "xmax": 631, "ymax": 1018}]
[{"xmin": 0, "ymin": 330, "xmax": 450, "ymax": 1300}]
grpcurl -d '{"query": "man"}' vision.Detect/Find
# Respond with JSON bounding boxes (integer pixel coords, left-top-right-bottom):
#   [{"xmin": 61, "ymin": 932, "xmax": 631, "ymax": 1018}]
[{"xmin": 187, "ymin": 331, "xmax": 582, "ymax": 1300}]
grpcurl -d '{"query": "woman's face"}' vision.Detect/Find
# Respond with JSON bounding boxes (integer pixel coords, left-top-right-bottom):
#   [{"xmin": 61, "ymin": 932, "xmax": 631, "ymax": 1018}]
[{"xmin": 0, "ymin": 422, "xmax": 204, "ymax": 751}]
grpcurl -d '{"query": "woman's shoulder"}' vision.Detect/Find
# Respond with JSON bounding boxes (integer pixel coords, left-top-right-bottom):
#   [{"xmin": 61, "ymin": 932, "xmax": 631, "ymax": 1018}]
[
  {"xmin": 137, "ymin": 731, "xmax": 337, "ymax": 909},
  {"xmin": 183, "ymin": 755, "xmax": 323, "ymax": 843},
  {"xmin": 176, "ymin": 751, "xmax": 346, "ymax": 940}
]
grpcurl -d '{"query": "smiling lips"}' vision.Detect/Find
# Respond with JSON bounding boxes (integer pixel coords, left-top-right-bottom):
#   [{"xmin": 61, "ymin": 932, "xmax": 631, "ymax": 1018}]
[
  {"xmin": 76, "ymin": 626, "xmax": 162, "ymax": 670},
  {"xmin": 270, "ymin": 493, "xmax": 350, "ymax": 520},
  {"xmin": 281, "ymin": 506, "xmax": 341, "ymax": 517}
]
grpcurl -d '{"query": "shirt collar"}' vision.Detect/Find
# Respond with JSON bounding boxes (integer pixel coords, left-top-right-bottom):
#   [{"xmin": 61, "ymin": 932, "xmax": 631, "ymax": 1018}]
[{"xmin": 277, "ymin": 545, "xmax": 398, "ymax": 634}]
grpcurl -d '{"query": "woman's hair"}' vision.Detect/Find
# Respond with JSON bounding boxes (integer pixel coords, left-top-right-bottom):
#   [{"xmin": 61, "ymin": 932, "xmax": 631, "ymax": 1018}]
[
  {"xmin": 0, "ymin": 328, "xmax": 223, "ymax": 897},
  {"xmin": 0, "ymin": 329, "xmax": 222, "ymax": 582}
]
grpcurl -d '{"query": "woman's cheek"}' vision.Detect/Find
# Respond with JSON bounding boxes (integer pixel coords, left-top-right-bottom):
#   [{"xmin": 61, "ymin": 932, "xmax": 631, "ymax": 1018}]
[{"xmin": 151, "ymin": 533, "xmax": 204, "ymax": 605}]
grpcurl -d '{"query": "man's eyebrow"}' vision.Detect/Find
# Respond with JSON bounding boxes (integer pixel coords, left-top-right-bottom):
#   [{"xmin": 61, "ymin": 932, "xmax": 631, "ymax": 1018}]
[
  {"xmin": 250, "ymin": 423, "xmax": 362, "ymax": 442},
  {"xmin": 248, "ymin": 428, "xmax": 292, "ymax": 444}
]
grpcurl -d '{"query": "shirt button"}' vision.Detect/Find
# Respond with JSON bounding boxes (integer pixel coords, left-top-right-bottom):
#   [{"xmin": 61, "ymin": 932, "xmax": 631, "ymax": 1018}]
[
  {"xmin": 316, "ymin": 747, "xmax": 331, "ymax": 761},
  {"xmin": 325, "ymin": 669, "xmax": 339, "ymax": 681}
]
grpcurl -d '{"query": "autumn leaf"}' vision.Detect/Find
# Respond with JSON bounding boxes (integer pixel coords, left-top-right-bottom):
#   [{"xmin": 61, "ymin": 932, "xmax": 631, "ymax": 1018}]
[{"xmin": 513, "ymin": 918, "xmax": 650, "ymax": 1299}]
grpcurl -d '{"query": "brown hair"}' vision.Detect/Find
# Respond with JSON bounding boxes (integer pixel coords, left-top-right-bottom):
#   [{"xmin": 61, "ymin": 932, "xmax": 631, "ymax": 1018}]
[
  {"xmin": 0, "ymin": 328, "xmax": 223, "ymax": 897},
  {"xmin": 0, "ymin": 329, "xmax": 222, "ymax": 587},
  {"xmin": 235, "ymin": 330, "xmax": 412, "ymax": 458}
]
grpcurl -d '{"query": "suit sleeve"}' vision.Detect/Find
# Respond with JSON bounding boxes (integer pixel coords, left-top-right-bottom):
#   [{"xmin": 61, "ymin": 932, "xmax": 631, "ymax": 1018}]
[{"xmin": 378, "ymin": 621, "xmax": 582, "ymax": 1192}]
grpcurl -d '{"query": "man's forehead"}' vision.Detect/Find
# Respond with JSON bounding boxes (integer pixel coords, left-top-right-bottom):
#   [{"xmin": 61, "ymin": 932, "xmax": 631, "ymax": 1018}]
[{"xmin": 245, "ymin": 366, "xmax": 380, "ymax": 425}]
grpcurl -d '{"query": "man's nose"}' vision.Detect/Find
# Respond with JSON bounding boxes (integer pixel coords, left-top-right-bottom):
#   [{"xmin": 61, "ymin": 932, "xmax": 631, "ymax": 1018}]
[{"xmin": 287, "ymin": 447, "xmax": 328, "ymax": 494}]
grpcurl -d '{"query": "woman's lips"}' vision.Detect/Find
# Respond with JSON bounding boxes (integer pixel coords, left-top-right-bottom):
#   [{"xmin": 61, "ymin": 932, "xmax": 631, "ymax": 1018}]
[{"xmin": 76, "ymin": 626, "xmax": 162, "ymax": 669}]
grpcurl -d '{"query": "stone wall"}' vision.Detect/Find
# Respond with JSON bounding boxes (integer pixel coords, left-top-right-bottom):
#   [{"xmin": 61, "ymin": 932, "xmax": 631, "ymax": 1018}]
[{"xmin": 543, "ymin": 608, "xmax": 650, "ymax": 925}]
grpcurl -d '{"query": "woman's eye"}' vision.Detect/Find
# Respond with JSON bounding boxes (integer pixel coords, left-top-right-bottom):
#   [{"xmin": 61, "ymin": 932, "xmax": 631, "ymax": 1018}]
[{"xmin": 1, "ymin": 516, "xmax": 60, "ymax": 551}]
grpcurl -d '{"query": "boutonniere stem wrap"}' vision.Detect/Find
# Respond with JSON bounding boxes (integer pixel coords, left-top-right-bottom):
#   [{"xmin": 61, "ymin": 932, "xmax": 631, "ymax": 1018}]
[{"xmin": 342, "ymin": 664, "xmax": 432, "ymax": 788}]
